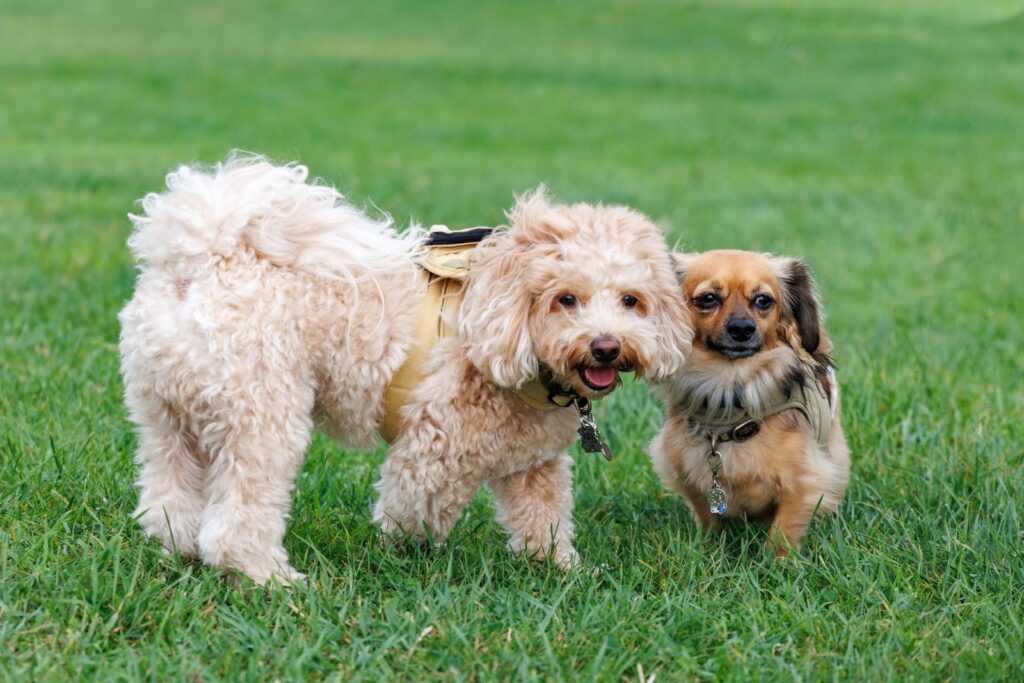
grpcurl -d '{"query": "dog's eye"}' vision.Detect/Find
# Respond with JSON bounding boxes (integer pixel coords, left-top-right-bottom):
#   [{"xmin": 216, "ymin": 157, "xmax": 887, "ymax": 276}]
[
  {"xmin": 558, "ymin": 294, "xmax": 578, "ymax": 309},
  {"xmin": 621, "ymin": 294, "xmax": 638, "ymax": 309},
  {"xmin": 752, "ymin": 294, "xmax": 774, "ymax": 311},
  {"xmin": 693, "ymin": 292, "xmax": 719, "ymax": 310}
]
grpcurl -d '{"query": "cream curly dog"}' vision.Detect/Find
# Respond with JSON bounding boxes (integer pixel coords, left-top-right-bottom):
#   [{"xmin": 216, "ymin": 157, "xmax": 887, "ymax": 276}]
[{"xmin": 119, "ymin": 156, "xmax": 692, "ymax": 583}]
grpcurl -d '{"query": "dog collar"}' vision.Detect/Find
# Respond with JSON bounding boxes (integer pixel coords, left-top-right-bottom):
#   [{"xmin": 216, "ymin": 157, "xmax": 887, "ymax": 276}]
[
  {"xmin": 513, "ymin": 365, "xmax": 578, "ymax": 410},
  {"xmin": 518, "ymin": 367, "xmax": 613, "ymax": 460}
]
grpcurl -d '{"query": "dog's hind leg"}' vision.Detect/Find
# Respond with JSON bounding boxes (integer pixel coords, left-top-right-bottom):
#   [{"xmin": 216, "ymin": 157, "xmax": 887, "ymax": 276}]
[
  {"xmin": 196, "ymin": 394, "xmax": 314, "ymax": 585},
  {"xmin": 132, "ymin": 400, "xmax": 207, "ymax": 558},
  {"xmin": 489, "ymin": 454, "xmax": 578, "ymax": 571}
]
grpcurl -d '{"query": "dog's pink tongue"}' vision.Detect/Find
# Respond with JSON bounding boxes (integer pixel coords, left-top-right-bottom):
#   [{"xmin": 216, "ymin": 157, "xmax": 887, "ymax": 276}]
[{"xmin": 585, "ymin": 367, "xmax": 618, "ymax": 389}]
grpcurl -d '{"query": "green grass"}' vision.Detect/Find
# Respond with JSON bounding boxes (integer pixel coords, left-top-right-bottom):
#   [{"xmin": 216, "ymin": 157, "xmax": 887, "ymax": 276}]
[{"xmin": 2, "ymin": 0, "xmax": 1022, "ymax": 679}]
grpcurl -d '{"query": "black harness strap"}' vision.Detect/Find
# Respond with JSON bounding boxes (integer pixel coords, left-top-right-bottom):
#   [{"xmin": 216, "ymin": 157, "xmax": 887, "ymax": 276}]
[{"xmin": 424, "ymin": 227, "xmax": 495, "ymax": 246}]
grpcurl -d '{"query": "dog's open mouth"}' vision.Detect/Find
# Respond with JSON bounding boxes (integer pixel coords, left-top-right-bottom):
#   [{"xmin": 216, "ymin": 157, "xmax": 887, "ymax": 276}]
[{"xmin": 579, "ymin": 366, "xmax": 619, "ymax": 391}]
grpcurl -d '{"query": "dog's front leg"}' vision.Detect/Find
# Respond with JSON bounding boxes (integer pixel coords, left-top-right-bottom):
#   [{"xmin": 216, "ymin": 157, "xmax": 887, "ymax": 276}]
[
  {"xmin": 766, "ymin": 493, "xmax": 819, "ymax": 556},
  {"xmin": 488, "ymin": 454, "xmax": 578, "ymax": 571},
  {"xmin": 372, "ymin": 438, "xmax": 480, "ymax": 545}
]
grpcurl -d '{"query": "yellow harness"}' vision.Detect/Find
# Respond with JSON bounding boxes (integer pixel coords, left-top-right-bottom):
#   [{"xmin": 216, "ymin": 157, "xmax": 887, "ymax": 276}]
[{"xmin": 379, "ymin": 226, "xmax": 574, "ymax": 443}]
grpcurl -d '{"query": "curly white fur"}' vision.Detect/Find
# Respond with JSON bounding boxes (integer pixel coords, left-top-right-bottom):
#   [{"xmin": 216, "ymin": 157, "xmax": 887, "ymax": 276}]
[{"xmin": 120, "ymin": 156, "xmax": 692, "ymax": 583}]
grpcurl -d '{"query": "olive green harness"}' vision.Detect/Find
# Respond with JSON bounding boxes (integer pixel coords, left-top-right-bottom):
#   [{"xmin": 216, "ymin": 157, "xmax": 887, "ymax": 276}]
[{"xmin": 681, "ymin": 368, "xmax": 835, "ymax": 449}]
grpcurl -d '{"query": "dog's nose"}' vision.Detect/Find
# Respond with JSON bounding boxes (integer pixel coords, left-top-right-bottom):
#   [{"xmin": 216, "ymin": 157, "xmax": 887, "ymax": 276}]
[
  {"xmin": 726, "ymin": 318, "xmax": 756, "ymax": 342},
  {"xmin": 590, "ymin": 336, "xmax": 621, "ymax": 363}
]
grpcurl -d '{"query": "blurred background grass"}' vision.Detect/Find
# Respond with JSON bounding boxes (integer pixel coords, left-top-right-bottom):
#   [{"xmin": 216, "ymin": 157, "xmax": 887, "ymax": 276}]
[{"xmin": 1, "ymin": 1, "xmax": 1022, "ymax": 680}]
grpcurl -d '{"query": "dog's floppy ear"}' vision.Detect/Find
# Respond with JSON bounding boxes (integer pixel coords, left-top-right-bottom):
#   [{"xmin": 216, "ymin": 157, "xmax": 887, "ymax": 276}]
[
  {"xmin": 456, "ymin": 206, "xmax": 541, "ymax": 389},
  {"xmin": 670, "ymin": 252, "xmax": 698, "ymax": 289},
  {"xmin": 643, "ymin": 252, "xmax": 694, "ymax": 381},
  {"xmin": 776, "ymin": 257, "xmax": 822, "ymax": 357}
]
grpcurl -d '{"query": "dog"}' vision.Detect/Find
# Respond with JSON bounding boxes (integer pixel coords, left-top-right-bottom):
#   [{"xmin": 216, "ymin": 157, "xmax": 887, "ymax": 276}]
[
  {"xmin": 119, "ymin": 156, "xmax": 693, "ymax": 583},
  {"xmin": 649, "ymin": 249, "xmax": 850, "ymax": 554}
]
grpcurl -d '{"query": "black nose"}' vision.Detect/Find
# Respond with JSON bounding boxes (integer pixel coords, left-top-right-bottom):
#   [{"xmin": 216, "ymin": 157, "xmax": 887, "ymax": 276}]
[
  {"xmin": 726, "ymin": 318, "xmax": 756, "ymax": 342},
  {"xmin": 590, "ymin": 336, "xmax": 621, "ymax": 363}
]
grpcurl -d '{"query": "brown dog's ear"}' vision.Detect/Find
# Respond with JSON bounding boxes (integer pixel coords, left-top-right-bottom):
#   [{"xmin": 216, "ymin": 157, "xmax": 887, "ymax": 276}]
[
  {"xmin": 777, "ymin": 258, "xmax": 822, "ymax": 356},
  {"xmin": 670, "ymin": 252, "xmax": 698, "ymax": 288}
]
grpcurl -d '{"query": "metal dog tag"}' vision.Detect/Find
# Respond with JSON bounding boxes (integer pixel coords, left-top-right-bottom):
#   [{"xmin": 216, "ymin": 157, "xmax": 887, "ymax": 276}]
[
  {"xmin": 707, "ymin": 484, "xmax": 727, "ymax": 516},
  {"xmin": 575, "ymin": 399, "xmax": 613, "ymax": 461},
  {"xmin": 706, "ymin": 436, "xmax": 727, "ymax": 516}
]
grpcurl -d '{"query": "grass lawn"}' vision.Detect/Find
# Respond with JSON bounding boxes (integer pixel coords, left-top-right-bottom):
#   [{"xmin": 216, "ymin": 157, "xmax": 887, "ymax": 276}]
[{"xmin": 1, "ymin": 0, "xmax": 1022, "ymax": 679}]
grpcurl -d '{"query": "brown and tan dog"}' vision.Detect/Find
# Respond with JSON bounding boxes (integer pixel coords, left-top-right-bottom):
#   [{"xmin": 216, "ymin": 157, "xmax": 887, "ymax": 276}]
[{"xmin": 650, "ymin": 249, "xmax": 850, "ymax": 554}]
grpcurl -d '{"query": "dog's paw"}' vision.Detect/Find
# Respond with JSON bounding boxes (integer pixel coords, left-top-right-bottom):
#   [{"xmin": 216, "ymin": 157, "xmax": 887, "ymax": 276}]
[
  {"xmin": 509, "ymin": 537, "xmax": 579, "ymax": 571},
  {"xmin": 551, "ymin": 547, "xmax": 580, "ymax": 572},
  {"xmin": 236, "ymin": 563, "xmax": 306, "ymax": 587},
  {"xmin": 765, "ymin": 527, "xmax": 802, "ymax": 558},
  {"xmin": 267, "ymin": 566, "xmax": 306, "ymax": 587},
  {"xmin": 137, "ymin": 505, "xmax": 200, "ymax": 558},
  {"xmin": 375, "ymin": 515, "xmax": 433, "ymax": 548},
  {"xmin": 373, "ymin": 504, "xmax": 438, "ymax": 544}
]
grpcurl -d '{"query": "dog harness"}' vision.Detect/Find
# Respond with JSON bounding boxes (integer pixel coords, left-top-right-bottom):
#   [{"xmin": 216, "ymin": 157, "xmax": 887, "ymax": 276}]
[
  {"xmin": 378, "ymin": 226, "xmax": 581, "ymax": 444},
  {"xmin": 678, "ymin": 367, "xmax": 836, "ymax": 517},
  {"xmin": 683, "ymin": 367, "xmax": 835, "ymax": 449}
]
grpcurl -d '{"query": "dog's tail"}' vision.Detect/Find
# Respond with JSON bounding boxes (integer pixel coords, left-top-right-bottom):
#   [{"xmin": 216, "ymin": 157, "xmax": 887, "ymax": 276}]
[{"xmin": 127, "ymin": 153, "xmax": 420, "ymax": 279}]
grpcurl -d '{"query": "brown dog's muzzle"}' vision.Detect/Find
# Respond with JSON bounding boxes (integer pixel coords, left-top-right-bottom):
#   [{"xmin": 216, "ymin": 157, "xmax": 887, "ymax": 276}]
[
  {"xmin": 710, "ymin": 316, "xmax": 762, "ymax": 359},
  {"xmin": 725, "ymin": 317, "xmax": 756, "ymax": 343}
]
